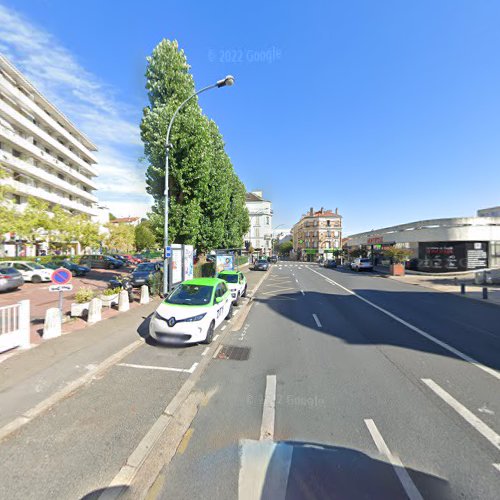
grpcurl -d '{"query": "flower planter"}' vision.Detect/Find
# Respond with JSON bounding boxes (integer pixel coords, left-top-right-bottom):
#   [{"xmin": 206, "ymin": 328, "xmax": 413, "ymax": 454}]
[
  {"xmin": 70, "ymin": 302, "xmax": 90, "ymax": 317},
  {"xmin": 99, "ymin": 294, "xmax": 119, "ymax": 307},
  {"xmin": 390, "ymin": 263, "xmax": 405, "ymax": 276}
]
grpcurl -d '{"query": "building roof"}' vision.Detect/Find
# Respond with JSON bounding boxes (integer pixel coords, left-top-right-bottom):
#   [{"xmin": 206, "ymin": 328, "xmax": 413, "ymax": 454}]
[
  {"xmin": 110, "ymin": 217, "xmax": 140, "ymax": 224},
  {"xmin": 246, "ymin": 192, "xmax": 263, "ymax": 202}
]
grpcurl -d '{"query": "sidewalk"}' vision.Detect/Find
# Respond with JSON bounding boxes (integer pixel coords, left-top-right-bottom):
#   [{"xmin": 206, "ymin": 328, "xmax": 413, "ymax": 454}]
[{"xmin": 374, "ymin": 266, "xmax": 500, "ymax": 307}]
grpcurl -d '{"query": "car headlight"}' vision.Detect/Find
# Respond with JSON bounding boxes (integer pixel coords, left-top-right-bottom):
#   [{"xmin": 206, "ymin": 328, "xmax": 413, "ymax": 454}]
[{"xmin": 184, "ymin": 313, "xmax": 207, "ymax": 322}]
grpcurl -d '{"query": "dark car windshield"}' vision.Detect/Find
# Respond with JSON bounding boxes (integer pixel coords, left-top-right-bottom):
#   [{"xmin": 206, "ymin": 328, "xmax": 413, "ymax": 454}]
[
  {"xmin": 166, "ymin": 284, "xmax": 213, "ymax": 305},
  {"xmin": 0, "ymin": 268, "xmax": 20, "ymax": 275},
  {"xmin": 135, "ymin": 263, "xmax": 156, "ymax": 272},
  {"xmin": 218, "ymin": 273, "xmax": 238, "ymax": 284},
  {"xmin": 360, "ymin": 258, "xmax": 371, "ymax": 263},
  {"xmin": 257, "ymin": 259, "xmax": 268, "ymax": 264}
]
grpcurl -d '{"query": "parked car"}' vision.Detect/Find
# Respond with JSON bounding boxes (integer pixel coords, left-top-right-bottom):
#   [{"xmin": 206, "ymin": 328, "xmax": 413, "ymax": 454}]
[
  {"xmin": 121, "ymin": 254, "xmax": 141, "ymax": 265},
  {"xmin": 217, "ymin": 270, "xmax": 247, "ymax": 305},
  {"xmin": 79, "ymin": 255, "xmax": 124, "ymax": 269},
  {"xmin": 45, "ymin": 260, "xmax": 90, "ymax": 277},
  {"xmin": 0, "ymin": 261, "xmax": 52, "ymax": 283},
  {"xmin": 323, "ymin": 259, "xmax": 337, "ymax": 269},
  {"xmin": 107, "ymin": 275, "xmax": 134, "ymax": 301},
  {"xmin": 0, "ymin": 267, "xmax": 24, "ymax": 292},
  {"xmin": 149, "ymin": 277, "xmax": 233, "ymax": 345},
  {"xmin": 350, "ymin": 258, "xmax": 374, "ymax": 272},
  {"xmin": 130, "ymin": 262, "xmax": 161, "ymax": 288},
  {"xmin": 254, "ymin": 259, "xmax": 270, "ymax": 271},
  {"xmin": 269, "ymin": 255, "xmax": 278, "ymax": 263}
]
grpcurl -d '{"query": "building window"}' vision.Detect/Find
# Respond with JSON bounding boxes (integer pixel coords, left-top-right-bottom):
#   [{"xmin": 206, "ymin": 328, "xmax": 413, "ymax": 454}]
[
  {"xmin": 306, "ymin": 241, "xmax": 309, "ymax": 248},
  {"xmin": 13, "ymin": 149, "xmax": 21, "ymax": 158},
  {"xmin": 13, "ymin": 194, "xmax": 21, "ymax": 205},
  {"xmin": 325, "ymin": 241, "xmax": 330, "ymax": 249},
  {"xmin": 266, "ymin": 216, "xmax": 269, "ymax": 225},
  {"xmin": 327, "ymin": 220, "xmax": 331, "ymax": 226}
]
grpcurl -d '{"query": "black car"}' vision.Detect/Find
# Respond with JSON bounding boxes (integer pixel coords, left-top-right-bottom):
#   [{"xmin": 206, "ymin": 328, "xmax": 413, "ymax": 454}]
[
  {"xmin": 323, "ymin": 259, "xmax": 337, "ymax": 269},
  {"xmin": 130, "ymin": 262, "xmax": 161, "ymax": 287},
  {"xmin": 254, "ymin": 259, "xmax": 269, "ymax": 271},
  {"xmin": 80, "ymin": 255, "xmax": 124, "ymax": 269},
  {"xmin": 269, "ymin": 255, "xmax": 278, "ymax": 263},
  {"xmin": 45, "ymin": 260, "xmax": 90, "ymax": 276}
]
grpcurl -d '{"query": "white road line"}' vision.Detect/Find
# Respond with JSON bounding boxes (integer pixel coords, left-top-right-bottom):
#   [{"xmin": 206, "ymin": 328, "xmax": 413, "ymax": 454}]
[
  {"xmin": 233, "ymin": 309, "xmax": 240, "ymax": 316},
  {"xmin": 422, "ymin": 378, "xmax": 500, "ymax": 451},
  {"xmin": 493, "ymin": 463, "xmax": 500, "ymax": 473},
  {"xmin": 308, "ymin": 267, "xmax": 500, "ymax": 382},
  {"xmin": 300, "ymin": 290, "xmax": 305, "ymax": 296},
  {"xmin": 118, "ymin": 362, "xmax": 199, "ymax": 374},
  {"xmin": 365, "ymin": 419, "xmax": 423, "ymax": 500},
  {"xmin": 221, "ymin": 325, "xmax": 227, "ymax": 331},
  {"xmin": 0, "ymin": 339, "xmax": 143, "ymax": 442},
  {"xmin": 260, "ymin": 375, "xmax": 277, "ymax": 441},
  {"xmin": 312, "ymin": 313, "xmax": 322, "ymax": 328},
  {"xmin": 214, "ymin": 334, "xmax": 220, "ymax": 341},
  {"xmin": 201, "ymin": 347, "xmax": 210, "ymax": 356}
]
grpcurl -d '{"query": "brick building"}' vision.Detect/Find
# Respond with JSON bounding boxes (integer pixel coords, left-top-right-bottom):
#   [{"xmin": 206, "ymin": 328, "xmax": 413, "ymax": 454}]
[{"xmin": 292, "ymin": 207, "xmax": 342, "ymax": 261}]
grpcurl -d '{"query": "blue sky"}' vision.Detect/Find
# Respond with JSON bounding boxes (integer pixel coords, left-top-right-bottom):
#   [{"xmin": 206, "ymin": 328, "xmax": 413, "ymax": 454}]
[{"xmin": 1, "ymin": 0, "xmax": 499, "ymax": 234}]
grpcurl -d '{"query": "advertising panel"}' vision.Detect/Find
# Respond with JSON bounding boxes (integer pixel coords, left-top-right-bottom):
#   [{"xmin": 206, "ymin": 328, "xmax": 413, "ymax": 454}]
[
  {"xmin": 216, "ymin": 255, "xmax": 234, "ymax": 273},
  {"xmin": 418, "ymin": 242, "xmax": 488, "ymax": 272},
  {"xmin": 184, "ymin": 245, "xmax": 194, "ymax": 280}
]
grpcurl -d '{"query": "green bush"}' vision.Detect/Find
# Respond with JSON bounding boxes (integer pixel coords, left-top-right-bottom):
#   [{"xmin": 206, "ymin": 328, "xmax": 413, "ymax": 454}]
[
  {"xmin": 148, "ymin": 271, "xmax": 163, "ymax": 296},
  {"xmin": 101, "ymin": 287, "xmax": 121, "ymax": 296},
  {"xmin": 75, "ymin": 287, "xmax": 94, "ymax": 304}
]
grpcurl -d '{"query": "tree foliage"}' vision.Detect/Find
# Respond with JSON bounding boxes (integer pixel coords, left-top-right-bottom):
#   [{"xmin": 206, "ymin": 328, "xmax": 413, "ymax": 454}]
[
  {"xmin": 105, "ymin": 223, "xmax": 135, "ymax": 253},
  {"xmin": 278, "ymin": 241, "xmax": 293, "ymax": 255},
  {"xmin": 135, "ymin": 220, "xmax": 157, "ymax": 251},
  {"xmin": 141, "ymin": 39, "xmax": 249, "ymax": 253}
]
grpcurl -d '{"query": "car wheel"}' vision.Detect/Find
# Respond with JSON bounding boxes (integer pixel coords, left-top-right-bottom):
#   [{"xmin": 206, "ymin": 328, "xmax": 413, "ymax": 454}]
[
  {"xmin": 226, "ymin": 304, "xmax": 234, "ymax": 320},
  {"xmin": 242, "ymin": 285, "xmax": 247, "ymax": 298},
  {"xmin": 31, "ymin": 275, "xmax": 42, "ymax": 284},
  {"xmin": 202, "ymin": 321, "xmax": 215, "ymax": 344}
]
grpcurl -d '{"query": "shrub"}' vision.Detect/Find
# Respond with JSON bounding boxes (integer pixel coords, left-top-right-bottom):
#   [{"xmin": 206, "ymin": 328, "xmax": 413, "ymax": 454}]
[
  {"xmin": 383, "ymin": 247, "xmax": 412, "ymax": 264},
  {"xmin": 75, "ymin": 287, "xmax": 94, "ymax": 304},
  {"xmin": 148, "ymin": 271, "xmax": 163, "ymax": 296},
  {"xmin": 102, "ymin": 287, "xmax": 120, "ymax": 296}
]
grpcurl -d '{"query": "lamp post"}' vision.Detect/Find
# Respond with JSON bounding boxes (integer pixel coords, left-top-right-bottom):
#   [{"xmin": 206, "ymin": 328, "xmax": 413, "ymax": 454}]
[{"xmin": 163, "ymin": 75, "xmax": 235, "ymax": 295}]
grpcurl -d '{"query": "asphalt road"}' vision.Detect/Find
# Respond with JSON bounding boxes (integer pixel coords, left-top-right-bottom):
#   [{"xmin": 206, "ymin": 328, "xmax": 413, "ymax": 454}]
[
  {"xmin": 1, "ymin": 262, "xmax": 499, "ymax": 499},
  {"xmin": 151, "ymin": 262, "xmax": 500, "ymax": 500}
]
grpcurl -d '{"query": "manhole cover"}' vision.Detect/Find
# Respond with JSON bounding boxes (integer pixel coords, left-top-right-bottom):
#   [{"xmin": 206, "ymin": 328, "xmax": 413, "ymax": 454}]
[{"xmin": 216, "ymin": 345, "xmax": 251, "ymax": 361}]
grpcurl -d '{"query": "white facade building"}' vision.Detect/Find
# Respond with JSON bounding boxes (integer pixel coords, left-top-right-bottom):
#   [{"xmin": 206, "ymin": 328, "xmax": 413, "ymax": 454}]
[
  {"xmin": 0, "ymin": 55, "xmax": 98, "ymax": 255},
  {"xmin": 244, "ymin": 190, "xmax": 273, "ymax": 255}
]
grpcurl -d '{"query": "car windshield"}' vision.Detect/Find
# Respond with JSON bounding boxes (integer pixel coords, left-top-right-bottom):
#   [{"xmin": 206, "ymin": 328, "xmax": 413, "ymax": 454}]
[
  {"xmin": 218, "ymin": 273, "xmax": 238, "ymax": 284},
  {"xmin": 166, "ymin": 284, "xmax": 213, "ymax": 305},
  {"xmin": 257, "ymin": 260, "xmax": 267, "ymax": 264},
  {"xmin": 0, "ymin": 268, "xmax": 19, "ymax": 275},
  {"xmin": 29, "ymin": 263, "xmax": 46, "ymax": 269},
  {"xmin": 360, "ymin": 258, "xmax": 371, "ymax": 263},
  {"xmin": 135, "ymin": 263, "xmax": 156, "ymax": 272}
]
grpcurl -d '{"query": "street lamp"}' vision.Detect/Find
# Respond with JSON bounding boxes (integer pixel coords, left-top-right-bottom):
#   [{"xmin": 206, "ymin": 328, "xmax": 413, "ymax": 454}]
[{"xmin": 163, "ymin": 75, "xmax": 235, "ymax": 295}]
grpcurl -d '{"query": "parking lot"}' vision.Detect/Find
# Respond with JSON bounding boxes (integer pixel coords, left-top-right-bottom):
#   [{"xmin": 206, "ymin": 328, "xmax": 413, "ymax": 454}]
[{"xmin": 0, "ymin": 265, "xmax": 138, "ymax": 344}]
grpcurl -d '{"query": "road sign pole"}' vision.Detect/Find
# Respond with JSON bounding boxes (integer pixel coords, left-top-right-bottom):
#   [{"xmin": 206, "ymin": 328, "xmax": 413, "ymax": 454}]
[{"xmin": 58, "ymin": 290, "xmax": 63, "ymax": 322}]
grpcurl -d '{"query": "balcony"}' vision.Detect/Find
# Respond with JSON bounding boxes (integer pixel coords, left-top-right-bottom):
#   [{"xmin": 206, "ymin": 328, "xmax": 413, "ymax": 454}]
[
  {"xmin": 0, "ymin": 123, "xmax": 97, "ymax": 189},
  {"xmin": 0, "ymin": 178, "xmax": 98, "ymax": 216},
  {"xmin": 0, "ymin": 73, "xmax": 97, "ymax": 163},
  {"xmin": 0, "ymin": 150, "xmax": 97, "ymax": 203},
  {"xmin": 0, "ymin": 99, "xmax": 97, "ymax": 176}
]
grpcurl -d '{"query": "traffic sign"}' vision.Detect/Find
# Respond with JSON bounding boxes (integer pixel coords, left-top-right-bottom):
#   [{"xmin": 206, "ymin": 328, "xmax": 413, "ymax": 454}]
[
  {"xmin": 165, "ymin": 246, "xmax": 172, "ymax": 258},
  {"xmin": 49, "ymin": 284, "xmax": 73, "ymax": 292},
  {"xmin": 51, "ymin": 268, "xmax": 72, "ymax": 285}
]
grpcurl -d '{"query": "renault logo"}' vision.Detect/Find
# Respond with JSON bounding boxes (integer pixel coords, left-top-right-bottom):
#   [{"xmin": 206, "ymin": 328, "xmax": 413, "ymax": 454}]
[{"xmin": 167, "ymin": 317, "xmax": 176, "ymax": 327}]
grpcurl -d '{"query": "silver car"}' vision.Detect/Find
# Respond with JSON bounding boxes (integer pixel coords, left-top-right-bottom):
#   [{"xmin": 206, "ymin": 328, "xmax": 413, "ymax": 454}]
[
  {"xmin": 0, "ymin": 267, "xmax": 24, "ymax": 292},
  {"xmin": 350, "ymin": 258, "xmax": 374, "ymax": 272}
]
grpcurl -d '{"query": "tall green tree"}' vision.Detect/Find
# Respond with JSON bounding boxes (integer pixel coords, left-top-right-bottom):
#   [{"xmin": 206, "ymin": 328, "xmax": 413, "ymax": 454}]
[
  {"xmin": 135, "ymin": 220, "xmax": 157, "ymax": 251},
  {"xmin": 105, "ymin": 223, "xmax": 135, "ymax": 253},
  {"xmin": 140, "ymin": 39, "xmax": 249, "ymax": 253}
]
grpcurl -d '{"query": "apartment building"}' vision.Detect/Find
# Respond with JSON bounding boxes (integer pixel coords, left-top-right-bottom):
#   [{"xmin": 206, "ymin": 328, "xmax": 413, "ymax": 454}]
[
  {"xmin": 0, "ymin": 55, "xmax": 98, "ymax": 255},
  {"xmin": 244, "ymin": 190, "xmax": 273, "ymax": 255},
  {"xmin": 292, "ymin": 207, "xmax": 342, "ymax": 261}
]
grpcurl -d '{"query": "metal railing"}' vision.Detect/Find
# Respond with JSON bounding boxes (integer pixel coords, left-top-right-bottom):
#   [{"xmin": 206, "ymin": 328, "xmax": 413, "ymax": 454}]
[{"xmin": 0, "ymin": 303, "xmax": 19, "ymax": 336}]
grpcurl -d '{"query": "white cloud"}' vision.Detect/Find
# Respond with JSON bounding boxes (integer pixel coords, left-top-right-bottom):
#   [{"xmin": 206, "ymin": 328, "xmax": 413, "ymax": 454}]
[{"xmin": 0, "ymin": 3, "xmax": 150, "ymax": 214}]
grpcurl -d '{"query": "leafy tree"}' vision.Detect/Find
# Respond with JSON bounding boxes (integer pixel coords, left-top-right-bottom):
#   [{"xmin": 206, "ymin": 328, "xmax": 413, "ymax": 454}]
[
  {"xmin": 105, "ymin": 223, "xmax": 135, "ymax": 253},
  {"xmin": 140, "ymin": 39, "xmax": 249, "ymax": 253},
  {"xmin": 15, "ymin": 197, "xmax": 52, "ymax": 245},
  {"xmin": 279, "ymin": 241, "xmax": 293, "ymax": 255},
  {"xmin": 135, "ymin": 220, "xmax": 157, "ymax": 251},
  {"xmin": 0, "ymin": 168, "xmax": 16, "ymax": 236},
  {"xmin": 383, "ymin": 247, "xmax": 412, "ymax": 264},
  {"xmin": 349, "ymin": 248, "xmax": 367, "ymax": 258}
]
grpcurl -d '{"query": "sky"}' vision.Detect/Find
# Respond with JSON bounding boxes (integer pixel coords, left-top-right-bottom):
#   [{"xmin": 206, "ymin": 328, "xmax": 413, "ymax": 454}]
[{"xmin": 0, "ymin": 0, "xmax": 499, "ymax": 234}]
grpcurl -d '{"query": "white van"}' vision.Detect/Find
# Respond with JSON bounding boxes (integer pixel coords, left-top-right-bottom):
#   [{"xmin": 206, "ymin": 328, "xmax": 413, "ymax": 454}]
[{"xmin": 0, "ymin": 261, "xmax": 52, "ymax": 283}]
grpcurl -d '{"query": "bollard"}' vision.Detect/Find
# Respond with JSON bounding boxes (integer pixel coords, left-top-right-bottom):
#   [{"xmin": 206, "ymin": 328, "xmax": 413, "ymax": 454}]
[
  {"xmin": 43, "ymin": 307, "xmax": 61, "ymax": 339},
  {"xmin": 87, "ymin": 298, "xmax": 102, "ymax": 324},
  {"xmin": 118, "ymin": 290, "xmax": 130, "ymax": 312},
  {"xmin": 483, "ymin": 287, "xmax": 488, "ymax": 300},
  {"xmin": 460, "ymin": 283, "xmax": 466, "ymax": 294},
  {"xmin": 140, "ymin": 285, "xmax": 150, "ymax": 305}
]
